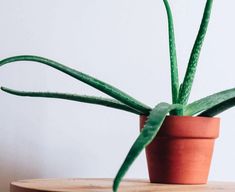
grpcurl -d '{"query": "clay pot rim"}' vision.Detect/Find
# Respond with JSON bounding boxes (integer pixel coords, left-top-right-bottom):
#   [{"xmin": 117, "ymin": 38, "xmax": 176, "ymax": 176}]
[
  {"xmin": 140, "ymin": 115, "xmax": 220, "ymax": 139},
  {"xmin": 165, "ymin": 115, "xmax": 220, "ymax": 120},
  {"xmin": 140, "ymin": 114, "xmax": 220, "ymax": 120}
]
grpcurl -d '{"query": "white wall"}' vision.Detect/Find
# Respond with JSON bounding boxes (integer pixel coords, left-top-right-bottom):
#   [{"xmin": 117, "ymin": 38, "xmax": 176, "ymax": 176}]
[{"xmin": 0, "ymin": 0, "xmax": 235, "ymax": 191}]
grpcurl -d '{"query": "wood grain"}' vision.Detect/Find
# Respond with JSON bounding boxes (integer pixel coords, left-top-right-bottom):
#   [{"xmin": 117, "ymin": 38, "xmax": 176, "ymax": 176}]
[{"xmin": 11, "ymin": 178, "xmax": 235, "ymax": 192}]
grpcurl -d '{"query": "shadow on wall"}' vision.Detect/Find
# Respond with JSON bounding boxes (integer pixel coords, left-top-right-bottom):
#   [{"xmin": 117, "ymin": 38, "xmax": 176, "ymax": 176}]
[
  {"xmin": 0, "ymin": 99, "xmax": 88, "ymax": 191},
  {"xmin": 0, "ymin": 96, "xmax": 91, "ymax": 192},
  {"xmin": 0, "ymin": 155, "xmax": 43, "ymax": 192},
  {"xmin": 0, "ymin": 96, "xmax": 46, "ymax": 192}
]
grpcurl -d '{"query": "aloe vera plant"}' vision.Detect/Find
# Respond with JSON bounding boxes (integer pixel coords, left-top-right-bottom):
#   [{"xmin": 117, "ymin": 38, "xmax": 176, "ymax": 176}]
[{"xmin": 1, "ymin": 0, "xmax": 234, "ymax": 191}]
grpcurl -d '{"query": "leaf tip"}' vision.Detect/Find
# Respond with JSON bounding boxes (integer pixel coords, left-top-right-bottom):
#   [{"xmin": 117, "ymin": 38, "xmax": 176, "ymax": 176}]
[
  {"xmin": 1, "ymin": 86, "xmax": 7, "ymax": 92},
  {"xmin": 112, "ymin": 179, "xmax": 118, "ymax": 192}
]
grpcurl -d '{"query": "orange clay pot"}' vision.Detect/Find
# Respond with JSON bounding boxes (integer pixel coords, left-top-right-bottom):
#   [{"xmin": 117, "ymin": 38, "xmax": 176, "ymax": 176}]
[{"xmin": 140, "ymin": 115, "xmax": 220, "ymax": 184}]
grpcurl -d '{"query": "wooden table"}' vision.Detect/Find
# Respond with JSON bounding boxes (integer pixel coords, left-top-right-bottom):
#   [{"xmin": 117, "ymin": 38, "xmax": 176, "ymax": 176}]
[{"xmin": 10, "ymin": 178, "xmax": 235, "ymax": 192}]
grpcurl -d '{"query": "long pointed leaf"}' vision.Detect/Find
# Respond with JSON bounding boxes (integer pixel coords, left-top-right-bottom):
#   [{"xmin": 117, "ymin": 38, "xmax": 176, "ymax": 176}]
[
  {"xmin": 0, "ymin": 55, "xmax": 151, "ymax": 114},
  {"xmin": 163, "ymin": 0, "xmax": 179, "ymax": 104},
  {"xmin": 178, "ymin": 0, "xmax": 213, "ymax": 105},
  {"xmin": 112, "ymin": 103, "xmax": 182, "ymax": 192},
  {"xmin": 185, "ymin": 88, "xmax": 235, "ymax": 116},
  {"xmin": 199, "ymin": 97, "xmax": 235, "ymax": 117},
  {"xmin": 1, "ymin": 86, "xmax": 141, "ymax": 115}
]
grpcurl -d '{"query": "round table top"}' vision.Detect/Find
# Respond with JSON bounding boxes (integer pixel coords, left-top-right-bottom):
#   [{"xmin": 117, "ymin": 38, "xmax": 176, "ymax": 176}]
[{"xmin": 10, "ymin": 178, "xmax": 235, "ymax": 192}]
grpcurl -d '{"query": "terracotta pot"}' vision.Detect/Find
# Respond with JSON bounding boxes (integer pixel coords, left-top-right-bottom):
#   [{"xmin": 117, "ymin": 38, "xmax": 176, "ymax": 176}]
[{"xmin": 140, "ymin": 115, "xmax": 220, "ymax": 184}]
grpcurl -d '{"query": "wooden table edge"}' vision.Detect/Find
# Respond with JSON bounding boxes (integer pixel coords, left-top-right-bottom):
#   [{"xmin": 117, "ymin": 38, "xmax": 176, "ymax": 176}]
[{"xmin": 10, "ymin": 178, "xmax": 235, "ymax": 192}]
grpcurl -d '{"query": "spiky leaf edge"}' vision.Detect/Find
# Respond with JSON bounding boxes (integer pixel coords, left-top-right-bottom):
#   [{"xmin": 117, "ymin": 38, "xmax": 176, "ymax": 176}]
[
  {"xmin": 0, "ymin": 55, "xmax": 151, "ymax": 114},
  {"xmin": 199, "ymin": 97, "xmax": 235, "ymax": 117},
  {"xmin": 163, "ymin": 0, "xmax": 179, "ymax": 105},
  {"xmin": 185, "ymin": 87, "xmax": 235, "ymax": 116},
  {"xmin": 178, "ymin": 0, "xmax": 213, "ymax": 105},
  {"xmin": 1, "ymin": 87, "xmax": 141, "ymax": 115}
]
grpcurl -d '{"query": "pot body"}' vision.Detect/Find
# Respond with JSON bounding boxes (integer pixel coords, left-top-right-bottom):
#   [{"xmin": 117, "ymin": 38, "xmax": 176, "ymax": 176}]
[{"xmin": 140, "ymin": 115, "xmax": 220, "ymax": 184}]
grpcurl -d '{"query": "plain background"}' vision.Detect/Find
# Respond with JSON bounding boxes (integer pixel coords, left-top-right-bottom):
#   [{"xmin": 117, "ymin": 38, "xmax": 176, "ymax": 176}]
[{"xmin": 0, "ymin": 0, "xmax": 235, "ymax": 191}]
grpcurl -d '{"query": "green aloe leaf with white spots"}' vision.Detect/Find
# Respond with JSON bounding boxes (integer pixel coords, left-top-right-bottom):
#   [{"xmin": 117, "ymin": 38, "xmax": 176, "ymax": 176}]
[
  {"xmin": 184, "ymin": 88, "xmax": 235, "ymax": 116},
  {"xmin": 1, "ymin": 87, "xmax": 142, "ymax": 115},
  {"xmin": 0, "ymin": 55, "xmax": 151, "ymax": 115},
  {"xmin": 178, "ymin": 0, "xmax": 213, "ymax": 105},
  {"xmin": 163, "ymin": 0, "xmax": 179, "ymax": 105}
]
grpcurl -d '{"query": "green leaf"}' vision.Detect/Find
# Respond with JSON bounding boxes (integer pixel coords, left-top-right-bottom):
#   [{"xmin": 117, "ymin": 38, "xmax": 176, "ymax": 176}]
[
  {"xmin": 178, "ymin": 0, "xmax": 213, "ymax": 105},
  {"xmin": 199, "ymin": 97, "xmax": 235, "ymax": 117},
  {"xmin": 1, "ymin": 86, "xmax": 141, "ymax": 115},
  {"xmin": 163, "ymin": 0, "xmax": 179, "ymax": 104},
  {"xmin": 0, "ymin": 55, "xmax": 151, "ymax": 114},
  {"xmin": 185, "ymin": 87, "xmax": 235, "ymax": 116},
  {"xmin": 112, "ymin": 103, "xmax": 182, "ymax": 192}
]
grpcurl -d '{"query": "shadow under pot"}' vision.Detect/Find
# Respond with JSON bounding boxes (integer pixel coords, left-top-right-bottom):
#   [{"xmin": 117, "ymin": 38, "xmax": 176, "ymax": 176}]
[{"xmin": 140, "ymin": 115, "xmax": 220, "ymax": 184}]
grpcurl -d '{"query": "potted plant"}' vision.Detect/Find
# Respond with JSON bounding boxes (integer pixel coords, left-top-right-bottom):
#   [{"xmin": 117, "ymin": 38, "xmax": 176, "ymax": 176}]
[{"xmin": 0, "ymin": 0, "xmax": 234, "ymax": 191}]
